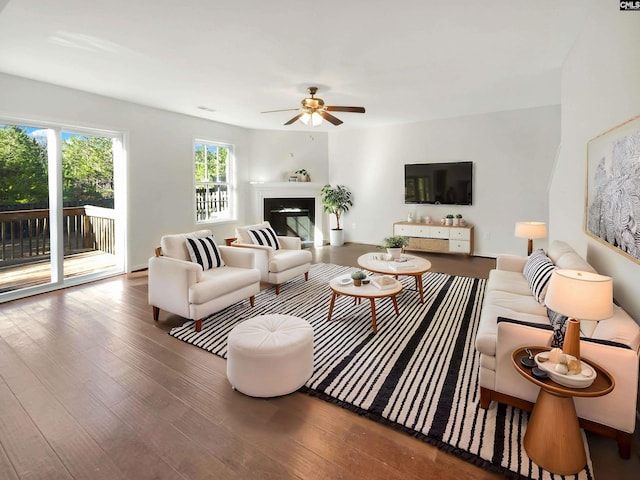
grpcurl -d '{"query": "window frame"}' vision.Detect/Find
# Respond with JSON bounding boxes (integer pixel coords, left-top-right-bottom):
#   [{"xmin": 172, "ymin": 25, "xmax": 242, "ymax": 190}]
[{"xmin": 193, "ymin": 139, "xmax": 235, "ymax": 224}]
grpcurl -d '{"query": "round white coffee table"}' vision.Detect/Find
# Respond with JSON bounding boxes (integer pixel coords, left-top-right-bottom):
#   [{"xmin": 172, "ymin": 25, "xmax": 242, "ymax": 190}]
[
  {"xmin": 357, "ymin": 253, "xmax": 432, "ymax": 303},
  {"xmin": 328, "ymin": 274, "xmax": 402, "ymax": 334}
]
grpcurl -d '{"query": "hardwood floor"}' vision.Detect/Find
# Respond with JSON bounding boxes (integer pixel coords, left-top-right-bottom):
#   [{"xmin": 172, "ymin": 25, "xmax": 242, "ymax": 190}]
[{"xmin": 0, "ymin": 243, "xmax": 637, "ymax": 479}]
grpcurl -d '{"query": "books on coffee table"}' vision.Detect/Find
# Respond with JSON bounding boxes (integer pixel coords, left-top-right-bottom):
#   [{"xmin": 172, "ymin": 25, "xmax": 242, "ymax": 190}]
[
  {"xmin": 388, "ymin": 261, "xmax": 417, "ymax": 271},
  {"xmin": 371, "ymin": 276, "xmax": 397, "ymax": 290}
]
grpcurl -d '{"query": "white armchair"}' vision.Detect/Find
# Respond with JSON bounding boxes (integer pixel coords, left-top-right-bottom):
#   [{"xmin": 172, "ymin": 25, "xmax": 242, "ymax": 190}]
[
  {"xmin": 148, "ymin": 230, "xmax": 260, "ymax": 332},
  {"xmin": 233, "ymin": 221, "xmax": 312, "ymax": 294}
]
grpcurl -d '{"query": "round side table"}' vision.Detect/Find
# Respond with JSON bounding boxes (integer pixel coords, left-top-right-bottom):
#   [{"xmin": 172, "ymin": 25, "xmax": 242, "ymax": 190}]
[{"xmin": 512, "ymin": 346, "xmax": 614, "ymax": 475}]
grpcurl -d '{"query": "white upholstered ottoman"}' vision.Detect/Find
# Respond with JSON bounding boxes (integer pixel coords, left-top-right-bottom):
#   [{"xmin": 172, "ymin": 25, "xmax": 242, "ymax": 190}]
[{"xmin": 226, "ymin": 314, "xmax": 314, "ymax": 397}]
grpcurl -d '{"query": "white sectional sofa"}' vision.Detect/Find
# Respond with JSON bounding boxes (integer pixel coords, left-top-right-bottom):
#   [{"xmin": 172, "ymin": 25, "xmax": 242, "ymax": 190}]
[{"xmin": 476, "ymin": 240, "xmax": 640, "ymax": 458}]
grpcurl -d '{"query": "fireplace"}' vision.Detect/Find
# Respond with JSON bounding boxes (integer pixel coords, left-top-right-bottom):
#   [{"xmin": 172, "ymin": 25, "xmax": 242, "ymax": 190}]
[
  {"xmin": 264, "ymin": 198, "xmax": 315, "ymax": 247},
  {"xmin": 251, "ymin": 182, "xmax": 324, "ymax": 246}
]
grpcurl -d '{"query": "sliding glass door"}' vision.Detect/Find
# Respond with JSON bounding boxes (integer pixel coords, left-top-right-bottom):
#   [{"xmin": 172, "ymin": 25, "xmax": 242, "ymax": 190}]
[{"xmin": 0, "ymin": 122, "xmax": 125, "ymax": 300}]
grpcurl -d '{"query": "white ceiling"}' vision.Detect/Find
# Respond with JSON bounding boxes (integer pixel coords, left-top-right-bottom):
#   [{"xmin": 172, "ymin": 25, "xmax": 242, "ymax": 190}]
[{"xmin": 0, "ymin": 0, "xmax": 593, "ymax": 132}]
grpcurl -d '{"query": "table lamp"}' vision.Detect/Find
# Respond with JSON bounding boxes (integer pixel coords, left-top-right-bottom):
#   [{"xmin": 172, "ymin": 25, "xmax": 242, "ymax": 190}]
[
  {"xmin": 544, "ymin": 269, "xmax": 613, "ymax": 361},
  {"xmin": 514, "ymin": 221, "xmax": 547, "ymax": 256}
]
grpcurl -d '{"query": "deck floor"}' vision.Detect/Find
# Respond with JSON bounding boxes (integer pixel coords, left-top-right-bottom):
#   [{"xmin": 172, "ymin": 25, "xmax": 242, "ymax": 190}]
[{"xmin": 0, "ymin": 251, "xmax": 117, "ymax": 293}]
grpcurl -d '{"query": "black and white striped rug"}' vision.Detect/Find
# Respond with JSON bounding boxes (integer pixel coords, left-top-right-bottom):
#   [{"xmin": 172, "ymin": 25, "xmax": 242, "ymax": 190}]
[{"xmin": 169, "ymin": 263, "xmax": 594, "ymax": 480}]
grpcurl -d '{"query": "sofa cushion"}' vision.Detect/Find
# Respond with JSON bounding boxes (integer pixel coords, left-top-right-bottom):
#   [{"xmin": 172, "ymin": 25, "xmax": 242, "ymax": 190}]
[
  {"xmin": 236, "ymin": 221, "xmax": 270, "ymax": 244},
  {"xmin": 547, "ymin": 240, "xmax": 597, "ymax": 272},
  {"xmin": 523, "ymin": 249, "xmax": 556, "ymax": 303},
  {"xmin": 161, "ymin": 229, "xmax": 212, "ymax": 261},
  {"xmin": 487, "ymin": 270, "xmax": 532, "ymax": 296},
  {"xmin": 186, "ymin": 235, "xmax": 225, "ymax": 270},
  {"xmin": 269, "ymin": 249, "xmax": 312, "ymax": 273},
  {"xmin": 547, "ymin": 308, "xmax": 569, "ymax": 347},
  {"xmin": 248, "ymin": 226, "xmax": 281, "ymax": 250}
]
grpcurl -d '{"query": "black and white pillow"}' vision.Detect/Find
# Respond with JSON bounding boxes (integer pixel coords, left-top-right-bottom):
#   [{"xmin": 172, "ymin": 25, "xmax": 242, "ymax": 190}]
[
  {"xmin": 547, "ymin": 308, "xmax": 569, "ymax": 348},
  {"xmin": 185, "ymin": 235, "xmax": 225, "ymax": 270},
  {"xmin": 248, "ymin": 227, "xmax": 281, "ymax": 250},
  {"xmin": 523, "ymin": 249, "xmax": 556, "ymax": 304}
]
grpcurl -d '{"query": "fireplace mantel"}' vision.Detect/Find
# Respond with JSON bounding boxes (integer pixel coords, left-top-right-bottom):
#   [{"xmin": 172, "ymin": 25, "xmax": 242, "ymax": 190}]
[{"xmin": 250, "ymin": 182, "xmax": 324, "ymax": 246}]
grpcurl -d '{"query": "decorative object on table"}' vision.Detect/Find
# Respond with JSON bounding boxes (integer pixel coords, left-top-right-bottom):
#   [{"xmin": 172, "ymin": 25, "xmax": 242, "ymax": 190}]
[
  {"xmin": 586, "ymin": 115, "xmax": 640, "ymax": 264},
  {"xmin": 455, "ymin": 213, "xmax": 464, "ymax": 226},
  {"xmin": 544, "ymin": 269, "xmax": 613, "ymax": 361},
  {"xmin": 371, "ymin": 275, "xmax": 397, "ymax": 290},
  {"xmin": 295, "ymin": 168, "xmax": 310, "ymax": 182},
  {"xmin": 407, "ymin": 210, "xmax": 415, "ymax": 222},
  {"xmin": 445, "ymin": 214, "xmax": 454, "ymax": 225},
  {"xmin": 288, "ymin": 174, "xmax": 299, "ymax": 182},
  {"xmin": 423, "ymin": 215, "xmax": 431, "ymax": 224},
  {"xmin": 350, "ymin": 270, "xmax": 366, "ymax": 286},
  {"xmin": 514, "ymin": 221, "xmax": 547, "ymax": 256},
  {"xmin": 320, "ymin": 184, "xmax": 353, "ymax": 246},
  {"xmin": 534, "ymin": 350, "xmax": 596, "ymax": 388},
  {"xmin": 379, "ymin": 235, "xmax": 408, "ymax": 260},
  {"xmin": 440, "ymin": 217, "xmax": 445, "ymax": 225}
]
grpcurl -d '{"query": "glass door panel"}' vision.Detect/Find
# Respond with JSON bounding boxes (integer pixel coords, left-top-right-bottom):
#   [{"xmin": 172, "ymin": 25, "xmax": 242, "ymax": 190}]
[
  {"xmin": 0, "ymin": 124, "xmax": 52, "ymax": 293},
  {"xmin": 61, "ymin": 132, "xmax": 116, "ymax": 279}
]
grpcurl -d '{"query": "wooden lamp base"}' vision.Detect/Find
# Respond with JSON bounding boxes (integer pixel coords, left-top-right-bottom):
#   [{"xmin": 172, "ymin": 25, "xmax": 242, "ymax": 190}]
[{"xmin": 562, "ymin": 318, "xmax": 581, "ymax": 361}]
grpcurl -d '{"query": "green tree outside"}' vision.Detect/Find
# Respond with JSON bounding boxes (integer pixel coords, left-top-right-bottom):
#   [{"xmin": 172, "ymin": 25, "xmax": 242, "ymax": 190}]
[{"xmin": 0, "ymin": 125, "xmax": 48, "ymax": 205}]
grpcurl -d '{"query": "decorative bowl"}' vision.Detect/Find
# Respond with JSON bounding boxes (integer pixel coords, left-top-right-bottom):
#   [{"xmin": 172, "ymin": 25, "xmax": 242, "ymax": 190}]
[{"xmin": 534, "ymin": 352, "xmax": 596, "ymax": 388}]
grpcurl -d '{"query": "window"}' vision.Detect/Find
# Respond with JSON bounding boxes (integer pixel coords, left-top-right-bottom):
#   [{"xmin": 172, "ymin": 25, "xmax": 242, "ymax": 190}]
[{"xmin": 194, "ymin": 140, "xmax": 233, "ymax": 223}]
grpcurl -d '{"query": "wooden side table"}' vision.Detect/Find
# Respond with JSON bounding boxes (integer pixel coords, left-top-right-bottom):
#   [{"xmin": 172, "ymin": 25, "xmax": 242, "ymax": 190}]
[{"xmin": 512, "ymin": 346, "xmax": 614, "ymax": 475}]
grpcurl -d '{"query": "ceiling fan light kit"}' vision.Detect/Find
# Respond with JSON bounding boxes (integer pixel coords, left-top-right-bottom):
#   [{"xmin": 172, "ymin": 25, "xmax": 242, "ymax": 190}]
[{"xmin": 262, "ymin": 86, "xmax": 365, "ymax": 126}]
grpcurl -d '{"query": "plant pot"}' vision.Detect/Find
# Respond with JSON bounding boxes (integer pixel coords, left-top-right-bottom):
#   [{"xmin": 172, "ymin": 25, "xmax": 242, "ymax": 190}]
[
  {"xmin": 329, "ymin": 229, "xmax": 344, "ymax": 246},
  {"xmin": 386, "ymin": 247, "xmax": 402, "ymax": 260},
  {"xmin": 445, "ymin": 218, "xmax": 453, "ymax": 226},
  {"xmin": 353, "ymin": 279, "xmax": 362, "ymax": 287},
  {"xmin": 453, "ymin": 219, "xmax": 459, "ymax": 226}
]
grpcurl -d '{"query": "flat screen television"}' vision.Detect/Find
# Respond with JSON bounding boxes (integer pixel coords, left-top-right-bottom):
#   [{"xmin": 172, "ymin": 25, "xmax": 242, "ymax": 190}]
[{"xmin": 404, "ymin": 161, "xmax": 473, "ymax": 205}]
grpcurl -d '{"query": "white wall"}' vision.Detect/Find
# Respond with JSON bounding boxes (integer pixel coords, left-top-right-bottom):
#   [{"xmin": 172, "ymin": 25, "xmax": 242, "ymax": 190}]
[
  {"xmin": 551, "ymin": 1, "xmax": 640, "ymax": 321},
  {"xmin": 247, "ymin": 129, "xmax": 328, "ymax": 185},
  {"xmin": 328, "ymin": 106, "xmax": 560, "ymax": 257},
  {"xmin": 0, "ymin": 73, "xmax": 253, "ymax": 271}
]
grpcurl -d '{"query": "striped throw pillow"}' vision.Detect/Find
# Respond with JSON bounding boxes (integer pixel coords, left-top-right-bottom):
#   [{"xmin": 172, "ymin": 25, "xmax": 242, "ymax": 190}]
[
  {"xmin": 523, "ymin": 249, "xmax": 555, "ymax": 304},
  {"xmin": 185, "ymin": 235, "xmax": 225, "ymax": 270},
  {"xmin": 248, "ymin": 227, "xmax": 281, "ymax": 250}
]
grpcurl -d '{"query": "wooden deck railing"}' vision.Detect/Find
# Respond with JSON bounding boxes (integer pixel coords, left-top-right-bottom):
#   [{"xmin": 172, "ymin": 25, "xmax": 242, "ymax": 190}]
[{"xmin": 0, "ymin": 206, "xmax": 115, "ymax": 265}]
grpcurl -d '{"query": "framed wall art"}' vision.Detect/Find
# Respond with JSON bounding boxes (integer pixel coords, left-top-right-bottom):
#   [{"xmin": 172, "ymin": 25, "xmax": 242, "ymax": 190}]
[{"xmin": 585, "ymin": 115, "xmax": 640, "ymax": 264}]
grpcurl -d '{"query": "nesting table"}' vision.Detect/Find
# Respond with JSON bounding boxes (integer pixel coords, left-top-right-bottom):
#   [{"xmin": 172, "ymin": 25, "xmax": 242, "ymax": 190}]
[
  {"xmin": 512, "ymin": 346, "xmax": 614, "ymax": 475},
  {"xmin": 357, "ymin": 253, "xmax": 432, "ymax": 303},
  {"xmin": 327, "ymin": 274, "xmax": 402, "ymax": 333}
]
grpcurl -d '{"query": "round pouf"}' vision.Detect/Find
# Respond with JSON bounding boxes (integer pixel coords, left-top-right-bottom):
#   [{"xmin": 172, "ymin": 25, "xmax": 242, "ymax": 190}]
[{"xmin": 226, "ymin": 314, "xmax": 314, "ymax": 397}]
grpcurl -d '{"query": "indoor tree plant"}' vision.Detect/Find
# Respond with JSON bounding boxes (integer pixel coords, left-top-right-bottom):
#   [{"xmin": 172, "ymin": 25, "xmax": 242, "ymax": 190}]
[{"xmin": 321, "ymin": 184, "xmax": 353, "ymax": 246}]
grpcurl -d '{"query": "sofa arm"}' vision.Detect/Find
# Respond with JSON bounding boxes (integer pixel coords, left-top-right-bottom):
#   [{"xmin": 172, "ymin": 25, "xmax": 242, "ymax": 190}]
[
  {"xmin": 278, "ymin": 236, "xmax": 301, "ymax": 250},
  {"xmin": 496, "ymin": 254, "xmax": 527, "ymax": 272},
  {"xmin": 148, "ymin": 256, "xmax": 203, "ymax": 318},
  {"xmin": 232, "ymin": 241, "xmax": 275, "ymax": 259},
  {"xmin": 218, "ymin": 245, "xmax": 256, "ymax": 269}
]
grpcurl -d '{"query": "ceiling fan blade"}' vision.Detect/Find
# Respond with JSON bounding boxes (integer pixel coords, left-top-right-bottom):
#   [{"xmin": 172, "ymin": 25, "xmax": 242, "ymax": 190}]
[
  {"xmin": 261, "ymin": 108, "xmax": 300, "ymax": 114},
  {"xmin": 325, "ymin": 106, "xmax": 366, "ymax": 114},
  {"xmin": 319, "ymin": 111, "xmax": 343, "ymax": 126},
  {"xmin": 284, "ymin": 113, "xmax": 304, "ymax": 125}
]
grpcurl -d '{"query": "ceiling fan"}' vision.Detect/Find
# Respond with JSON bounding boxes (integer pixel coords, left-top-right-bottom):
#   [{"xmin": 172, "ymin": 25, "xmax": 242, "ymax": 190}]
[{"xmin": 261, "ymin": 86, "xmax": 366, "ymax": 126}]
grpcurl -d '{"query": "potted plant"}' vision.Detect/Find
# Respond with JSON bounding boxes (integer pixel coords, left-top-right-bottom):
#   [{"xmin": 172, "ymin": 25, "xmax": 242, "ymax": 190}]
[
  {"xmin": 455, "ymin": 213, "xmax": 463, "ymax": 226},
  {"xmin": 295, "ymin": 169, "xmax": 310, "ymax": 182},
  {"xmin": 445, "ymin": 214, "xmax": 454, "ymax": 226},
  {"xmin": 351, "ymin": 270, "xmax": 367, "ymax": 287},
  {"xmin": 380, "ymin": 235, "xmax": 409, "ymax": 260},
  {"xmin": 321, "ymin": 184, "xmax": 353, "ymax": 246}
]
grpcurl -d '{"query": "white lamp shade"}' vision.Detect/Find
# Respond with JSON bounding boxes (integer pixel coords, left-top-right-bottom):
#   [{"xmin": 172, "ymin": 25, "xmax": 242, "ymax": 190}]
[
  {"xmin": 514, "ymin": 221, "xmax": 547, "ymax": 239},
  {"xmin": 544, "ymin": 269, "xmax": 613, "ymax": 320}
]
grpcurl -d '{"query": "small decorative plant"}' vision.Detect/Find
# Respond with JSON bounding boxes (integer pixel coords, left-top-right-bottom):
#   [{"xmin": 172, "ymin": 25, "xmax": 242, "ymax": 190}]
[
  {"xmin": 351, "ymin": 270, "xmax": 367, "ymax": 286},
  {"xmin": 446, "ymin": 214, "xmax": 454, "ymax": 219},
  {"xmin": 455, "ymin": 214, "xmax": 462, "ymax": 219},
  {"xmin": 295, "ymin": 169, "xmax": 309, "ymax": 181},
  {"xmin": 295, "ymin": 169, "xmax": 307, "ymax": 176},
  {"xmin": 380, "ymin": 235, "xmax": 409, "ymax": 249},
  {"xmin": 445, "ymin": 213, "xmax": 454, "ymax": 225}
]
